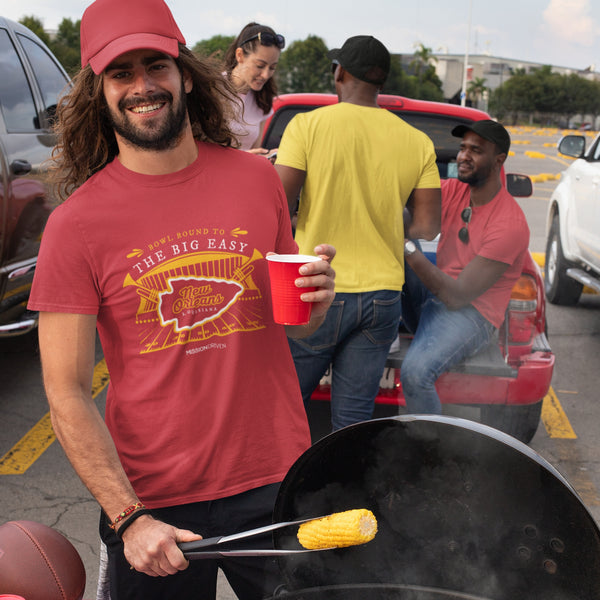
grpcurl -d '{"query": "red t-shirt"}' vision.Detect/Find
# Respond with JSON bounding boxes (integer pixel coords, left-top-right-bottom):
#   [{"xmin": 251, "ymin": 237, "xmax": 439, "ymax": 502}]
[
  {"xmin": 29, "ymin": 143, "xmax": 310, "ymax": 508},
  {"xmin": 437, "ymin": 179, "xmax": 530, "ymax": 328}
]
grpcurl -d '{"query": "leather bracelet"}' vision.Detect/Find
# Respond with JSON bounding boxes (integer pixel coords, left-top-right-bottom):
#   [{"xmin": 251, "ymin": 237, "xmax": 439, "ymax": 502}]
[
  {"xmin": 115, "ymin": 508, "xmax": 152, "ymax": 540},
  {"xmin": 109, "ymin": 501, "xmax": 145, "ymax": 529}
]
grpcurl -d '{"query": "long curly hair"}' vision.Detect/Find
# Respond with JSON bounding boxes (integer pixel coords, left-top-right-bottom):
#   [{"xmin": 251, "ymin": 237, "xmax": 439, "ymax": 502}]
[
  {"xmin": 223, "ymin": 22, "xmax": 280, "ymax": 115},
  {"xmin": 50, "ymin": 45, "xmax": 239, "ymax": 202}
]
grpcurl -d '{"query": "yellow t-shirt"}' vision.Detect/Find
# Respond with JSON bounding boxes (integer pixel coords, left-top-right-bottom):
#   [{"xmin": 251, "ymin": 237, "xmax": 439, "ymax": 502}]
[{"xmin": 277, "ymin": 102, "xmax": 440, "ymax": 292}]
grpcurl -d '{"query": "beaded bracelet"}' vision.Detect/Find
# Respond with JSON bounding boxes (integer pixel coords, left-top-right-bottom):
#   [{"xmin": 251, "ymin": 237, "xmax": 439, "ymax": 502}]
[
  {"xmin": 115, "ymin": 508, "xmax": 152, "ymax": 540},
  {"xmin": 109, "ymin": 502, "xmax": 146, "ymax": 530}
]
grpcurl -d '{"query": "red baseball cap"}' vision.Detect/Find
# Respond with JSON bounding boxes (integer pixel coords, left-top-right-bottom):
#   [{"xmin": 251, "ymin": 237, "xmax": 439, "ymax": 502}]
[{"xmin": 80, "ymin": 0, "xmax": 186, "ymax": 75}]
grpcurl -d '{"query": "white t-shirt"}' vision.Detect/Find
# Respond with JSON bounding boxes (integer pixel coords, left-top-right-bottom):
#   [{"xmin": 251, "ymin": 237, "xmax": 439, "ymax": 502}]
[{"xmin": 229, "ymin": 90, "xmax": 273, "ymax": 150}]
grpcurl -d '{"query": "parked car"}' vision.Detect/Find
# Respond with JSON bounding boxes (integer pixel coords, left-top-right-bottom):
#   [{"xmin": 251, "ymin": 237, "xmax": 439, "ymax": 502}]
[
  {"xmin": 262, "ymin": 93, "xmax": 555, "ymax": 444},
  {"xmin": 544, "ymin": 134, "xmax": 600, "ymax": 305},
  {"xmin": 0, "ymin": 17, "xmax": 70, "ymax": 336}
]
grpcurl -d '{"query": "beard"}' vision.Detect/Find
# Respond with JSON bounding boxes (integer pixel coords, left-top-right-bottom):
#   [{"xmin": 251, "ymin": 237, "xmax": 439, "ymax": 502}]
[
  {"xmin": 457, "ymin": 159, "xmax": 494, "ymax": 187},
  {"xmin": 107, "ymin": 81, "xmax": 188, "ymax": 151}
]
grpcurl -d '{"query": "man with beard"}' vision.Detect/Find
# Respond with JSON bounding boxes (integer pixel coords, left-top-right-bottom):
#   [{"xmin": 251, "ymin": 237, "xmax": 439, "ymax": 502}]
[
  {"xmin": 400, "ymin": 120, "xmax": 530, "ymax": 414},
  {"xmin": 27, "ymin": 0, "xmax": 336, "ymax": 598}
]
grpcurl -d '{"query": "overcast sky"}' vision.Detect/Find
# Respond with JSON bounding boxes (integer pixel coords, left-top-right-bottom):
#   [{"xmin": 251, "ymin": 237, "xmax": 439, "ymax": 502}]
[{"xmin": 3, "ymin": 0, "xmax": 599, "ymax": 70}]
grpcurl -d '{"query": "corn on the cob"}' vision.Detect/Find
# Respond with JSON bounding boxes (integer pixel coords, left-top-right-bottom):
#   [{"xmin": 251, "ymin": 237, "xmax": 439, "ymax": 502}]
[{"xmin": 297, "ymin": 509, "xmax": 378, "ymax": 550}]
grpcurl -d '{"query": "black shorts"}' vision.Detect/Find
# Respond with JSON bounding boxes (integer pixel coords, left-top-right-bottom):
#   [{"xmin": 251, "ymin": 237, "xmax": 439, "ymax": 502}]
[{"xmin": 100, "ymin": 482, "xmax": 282, "ymax": 600}]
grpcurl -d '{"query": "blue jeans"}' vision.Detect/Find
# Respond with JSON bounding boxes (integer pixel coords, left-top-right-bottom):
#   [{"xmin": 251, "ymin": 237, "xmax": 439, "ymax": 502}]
[
  {"xmin": 289, "ymin": 290, "xmax": 402, "ymax": 431},
  {"xmin": 400, "ymin": 294, "xmax": 495, "ymax": 415}
]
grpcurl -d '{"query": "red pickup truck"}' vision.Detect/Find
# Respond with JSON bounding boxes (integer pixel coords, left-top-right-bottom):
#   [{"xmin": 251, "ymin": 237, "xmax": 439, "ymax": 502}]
[{"xmin": 262, "ymin": 93, "xmax": 555, "ymax": 444}]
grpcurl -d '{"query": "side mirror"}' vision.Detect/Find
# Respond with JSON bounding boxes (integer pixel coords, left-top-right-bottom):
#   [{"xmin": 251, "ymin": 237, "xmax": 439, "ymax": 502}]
[
  {"xmin": 558, "ymin": 135, "xmax": 586, "ymax": 159},
  {"xmin": 506, "ymin": 173, "xmax": 533, "ymax": 198}
]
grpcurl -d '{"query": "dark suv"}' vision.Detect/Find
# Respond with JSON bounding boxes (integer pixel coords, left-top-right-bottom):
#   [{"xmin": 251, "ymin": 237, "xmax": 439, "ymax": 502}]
[
  {"xmin": 262, "ymin": 93, "xmax": 555, "ymax": 444},
  {"xmin": 0, "ymin": 17, "xmax": 70, "ymax": 336}
]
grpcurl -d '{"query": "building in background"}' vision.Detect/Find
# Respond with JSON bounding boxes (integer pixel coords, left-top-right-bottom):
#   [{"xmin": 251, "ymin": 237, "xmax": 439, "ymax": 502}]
[{"xmin": 398, "ymin": 52, "xmax": 599, "ymax": 114}]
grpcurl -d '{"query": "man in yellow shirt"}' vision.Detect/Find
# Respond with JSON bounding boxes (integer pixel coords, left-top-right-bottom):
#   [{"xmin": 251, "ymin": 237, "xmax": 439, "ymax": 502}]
[{"xmin": 275, "ymin": 35, "xmax": 441, "ymax": 431}]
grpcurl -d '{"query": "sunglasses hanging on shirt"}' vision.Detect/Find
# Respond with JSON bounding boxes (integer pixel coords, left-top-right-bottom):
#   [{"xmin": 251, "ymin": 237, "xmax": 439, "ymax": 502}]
[
  {"xmin": 458, "ymin": 206, "xmax": 472, "ymax": 243},
  {"xmin": 240, "ymin": 31, "xmax": 286, "ymax": 50}
]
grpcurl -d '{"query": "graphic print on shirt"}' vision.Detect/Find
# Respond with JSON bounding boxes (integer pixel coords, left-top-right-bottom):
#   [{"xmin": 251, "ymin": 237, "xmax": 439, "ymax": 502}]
[{"xmin": 122, "ymin": 227, "xmax": 265, "ymax": 353}]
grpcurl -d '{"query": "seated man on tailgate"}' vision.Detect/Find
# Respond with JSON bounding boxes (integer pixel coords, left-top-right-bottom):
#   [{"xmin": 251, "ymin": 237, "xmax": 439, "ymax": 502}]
[{"xmin": 401, "ymin": 120, "xmax": 530, "ymax": 414}]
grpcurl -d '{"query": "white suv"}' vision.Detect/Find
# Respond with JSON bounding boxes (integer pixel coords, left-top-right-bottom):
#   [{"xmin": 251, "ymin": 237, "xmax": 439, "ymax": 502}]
[{"xmin": 544, "ymin": 134, "xmax": 600, "ymax": 305}]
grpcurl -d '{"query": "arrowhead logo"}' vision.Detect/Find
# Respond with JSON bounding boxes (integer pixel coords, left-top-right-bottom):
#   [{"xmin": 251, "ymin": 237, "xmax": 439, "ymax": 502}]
[{"xmin": 159, "ymin": 277, "xmax": 244, "ymax": 332}]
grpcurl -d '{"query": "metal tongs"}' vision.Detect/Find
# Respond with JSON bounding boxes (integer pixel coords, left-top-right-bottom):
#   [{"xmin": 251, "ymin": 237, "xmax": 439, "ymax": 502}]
[{"xmin": 177, "ymin": 515, "xmax": 334, "ymax": 559}]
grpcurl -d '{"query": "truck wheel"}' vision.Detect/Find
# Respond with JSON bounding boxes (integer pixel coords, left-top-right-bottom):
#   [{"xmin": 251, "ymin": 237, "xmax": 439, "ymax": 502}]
[
  {"xmin": 545, "ymin": 215, "xmax": 582, "ymax": 305},
  {"xmin": 479, "ymin": 400, "xmax": 543, "ymax": 444}
]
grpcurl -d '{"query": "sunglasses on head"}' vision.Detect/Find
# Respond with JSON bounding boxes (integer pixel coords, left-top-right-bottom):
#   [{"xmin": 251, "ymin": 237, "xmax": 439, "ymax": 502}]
[
  {"xmin": 458, "ymin": 206, "xmax": 472, "ymax": 243},
  {"xmin": 331, "ymin": 59, "xmax": 340, "ymax": 74},
  {"xmin": 240, "ymin": 31, "xmax": 286, "ymax": 50}
]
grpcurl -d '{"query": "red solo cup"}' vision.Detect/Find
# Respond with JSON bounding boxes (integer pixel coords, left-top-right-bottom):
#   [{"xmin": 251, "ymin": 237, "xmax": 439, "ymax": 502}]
[{"xmin": 266, "ymin": 254, "xmax": 320, "ymax": 325}]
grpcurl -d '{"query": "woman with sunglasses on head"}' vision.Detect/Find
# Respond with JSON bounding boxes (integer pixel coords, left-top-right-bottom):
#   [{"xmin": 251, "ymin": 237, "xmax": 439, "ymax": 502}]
[{"xmin": 224, "ymin": 23, "xmax": 285, "ymax": 156}]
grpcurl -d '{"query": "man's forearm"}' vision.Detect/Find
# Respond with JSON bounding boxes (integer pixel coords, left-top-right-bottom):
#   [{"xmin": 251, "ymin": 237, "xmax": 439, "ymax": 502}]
[
  {"xmin": 405, "ymin": 249, "xmax": 508, "ymax": 311},
  {"xmin": 404, "ymin": 250, "xmax": 466, "ymax": 310},
  {"xmin": 48, "ymin": 391, "xmax": 140, "ymax": 520}
]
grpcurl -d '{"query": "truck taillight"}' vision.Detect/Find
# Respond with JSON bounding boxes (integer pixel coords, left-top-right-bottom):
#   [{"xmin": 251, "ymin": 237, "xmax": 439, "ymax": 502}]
[
  {"xmin": 507, "ymin": 274, "xmax": 538, "ymax": 343},
  {"xmin": 509, "ymin": 274, "xmax": 538, "ymax": 311}
]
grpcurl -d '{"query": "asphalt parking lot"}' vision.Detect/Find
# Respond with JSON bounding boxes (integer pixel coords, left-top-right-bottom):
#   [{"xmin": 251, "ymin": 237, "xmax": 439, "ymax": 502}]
[{"xmin": 1, "ymin": 123, "xmax": 598, "ymax": 600}]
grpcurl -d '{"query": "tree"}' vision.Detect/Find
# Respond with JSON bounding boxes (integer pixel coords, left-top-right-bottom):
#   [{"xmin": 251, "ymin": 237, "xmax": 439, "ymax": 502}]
[
  {"xmin": 18, "ymin": 16, "xmax": 50, "ymax": 45},
  {"xmin": 382, "ymin": 55, "xmax": 417, "ymax": 97},
  {"xmin": 405, "ymin": 44, "xmax": 444, "ymax": 101},
  {"xmin": 489, "ymin": 65, "xmax": 600, "ymax": 127},
  {"xmin": 490, "ymin": 68, "xmax": 538, "ymax": 123},
  {"xmin": 415, "ymin": 64, "xmax": 444, "ymax": 101},
  {"xmin": 410, "ymin": 43, "xmax": 436, "ymax": 81},
  {"xmin": 19, "ymin": 16, "xmax": 80, "ymax": 76},
  {"xmin": 50, "ymin": 18, "xmax": 81, "ymax": 76},
  {"xmin": 192, "ymin": 35, "xmax": 235, "ymax": 62},
  {"xmin": 467, "ymin": 77, "xmax": 487, "ymax": 109},
  {"xmin": 276, "ymin": 35, "xmax": 331, "ymax": 93}
]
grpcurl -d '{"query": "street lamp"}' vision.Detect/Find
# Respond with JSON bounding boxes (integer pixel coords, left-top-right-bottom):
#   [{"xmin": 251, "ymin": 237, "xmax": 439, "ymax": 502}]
[{"xmin": 461, "ymin": 0, "xmax": 473, "ymax": 107}]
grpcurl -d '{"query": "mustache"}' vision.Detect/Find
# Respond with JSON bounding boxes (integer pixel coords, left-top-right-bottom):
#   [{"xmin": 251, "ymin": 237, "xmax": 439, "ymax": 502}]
[{"xmin": 119, "ymin": 92, "xmax": 173, "ymax": 111}]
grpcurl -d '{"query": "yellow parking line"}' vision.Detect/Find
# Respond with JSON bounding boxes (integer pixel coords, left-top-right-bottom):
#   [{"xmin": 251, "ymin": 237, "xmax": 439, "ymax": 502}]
[
  {"xmin": 92, "ymin": 358, "xmax": 110, "ymax": 394},
  {"xmin": 0, "ymin": 358, "xmax": 577, "ymax": 472},
  {"xmin": 531, "ymin": 252, "xmax": 544, "ymax": 267},
  {"xmin": 545, "ymin": 155, "xmax": 571, "ymax": 167},
  {"xmin": 0, "ymin": 359, "xmax": 110, "ymax": 475},
  {"xmin": 0, "ymin": 412, "xmax": 55, "ymax": 475},
  {"xmin": 542, "ymin": 388, "xmax": 577, "ymax": 438}
]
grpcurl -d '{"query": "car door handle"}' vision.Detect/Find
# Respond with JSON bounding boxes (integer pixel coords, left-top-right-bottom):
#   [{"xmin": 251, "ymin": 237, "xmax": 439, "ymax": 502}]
[{"xmin": 10, "ymin": 159, "xmax": 32, "ymax": 176}]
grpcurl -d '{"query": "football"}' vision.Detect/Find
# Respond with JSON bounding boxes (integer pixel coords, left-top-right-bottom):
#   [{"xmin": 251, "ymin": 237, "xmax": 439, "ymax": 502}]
[{"xmin": 0, "ymin": 520, "xmax": 85, "ymax": 600}]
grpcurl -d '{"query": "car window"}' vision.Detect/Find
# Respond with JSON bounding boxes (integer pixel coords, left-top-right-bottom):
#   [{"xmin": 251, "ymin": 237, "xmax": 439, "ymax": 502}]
[
  {"xmin": 264, "ymin": 104, "xmax": 472, "ymax": 179},
  {"xmin": 0, "ymin": 28, "xmax": 38, "ymax": 131},
  {"xmin": 389, "ymin": 112, "xmax": 470, "ymax": 178},
  {"xmin": 17, "ymin": 33, "xmax": 70, "ymax": 128}
]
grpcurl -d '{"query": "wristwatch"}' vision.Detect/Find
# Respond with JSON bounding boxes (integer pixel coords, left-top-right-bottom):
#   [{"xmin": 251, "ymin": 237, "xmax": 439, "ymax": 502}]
[{"xmin": 404, "ymin": 240, "xmax": 417, "ymax": 256}]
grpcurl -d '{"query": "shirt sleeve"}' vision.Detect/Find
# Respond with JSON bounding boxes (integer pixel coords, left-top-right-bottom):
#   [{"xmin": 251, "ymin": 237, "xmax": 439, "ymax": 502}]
[
  {"xmin": 275, "ymin": 113, "xmax": 308, "ymax": 172},
  {"xmin": 414, "ymin": 134, "xmax": 441, "ymax": 190},
  {"xmin": 28, "ymin": 204, "xmax": 101, "ymax": 314}
]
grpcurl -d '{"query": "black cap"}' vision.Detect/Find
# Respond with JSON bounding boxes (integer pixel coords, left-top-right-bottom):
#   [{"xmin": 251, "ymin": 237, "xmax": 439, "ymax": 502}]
[
  {"xmin": 327, "ymin": 35, "xmax": 390, "ymax": 86},
  {"xmin": 452, "ymin": 120, "xmax": 511, "ymax": 155}
]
